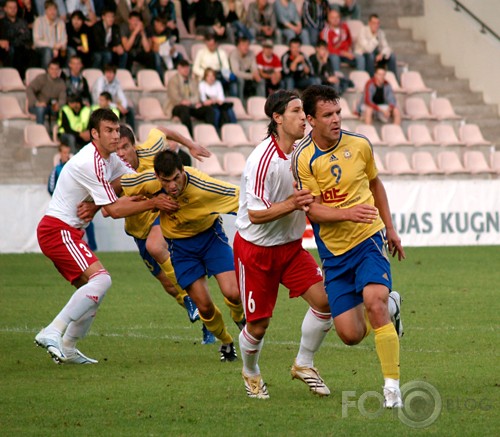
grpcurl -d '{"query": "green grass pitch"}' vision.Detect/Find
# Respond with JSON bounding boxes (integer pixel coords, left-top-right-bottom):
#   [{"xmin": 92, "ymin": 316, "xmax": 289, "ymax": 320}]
[{"xmin": 0, "ymin": 247, "xmax": 498, "ymax": 436}]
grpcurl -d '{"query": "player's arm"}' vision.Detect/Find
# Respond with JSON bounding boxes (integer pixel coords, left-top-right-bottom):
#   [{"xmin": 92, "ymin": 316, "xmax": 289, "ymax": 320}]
[
  {"xmin": 307, "ymin": 198, "xmax": 379, "ymax": 224},
  {"xmin": 155, "ymin": 126, "xmax": 210, "ymax": 161},
  {"xmin": 101, "ymin": 193, "xmax": 175, "ymax": 219},
  {"xmin": 369, "ymin": 176, "xmax": 405, "ymax": 260}
]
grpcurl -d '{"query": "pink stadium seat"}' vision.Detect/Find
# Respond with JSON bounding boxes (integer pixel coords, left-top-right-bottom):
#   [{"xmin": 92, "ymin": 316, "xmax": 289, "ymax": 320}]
[
  {"xmin": 433, "ymin": 125, "xmax": 464, "ymax": 147},
  {"xmin": 174, "ymin": 44, "xmax": 190, "ymax": 62},
  {"xmin": 137, "ymin": 69, "xmax": 166, "ymax": 92},
  {"xmin": 430, "ymin": 97, "xmax": 461, "ymax": 120},
  {"xmin": 381, "ymin": 124, "xmax": 412, "ymax": 147},
  {"xmin": 24, "ymin": 124, "xmax": 59, "ymax": 151},
  {"xmin": 348, "ymin": 70, "xmax": 370, "ymax": 93},
  {"xmin": 490, "ymin": 151, "xmax": 500, "ymax": 175},
  {"xmin": 0, "ymin": 95, "xmax": 30, "ymax": 120},
  {"xmin": 176, "ymin": 15, "xmax": 195, "ymax": 41},
  {"xmin": 24, "ymin": 67, "xmax": 45, "ymax": 86},
  {"xmin": 346, "ymin": 20, "xmax": 364, "ymax": 45},
  {"xmin": 463, "ymin": 151, "xmax": 495, "ymax": 175},
  {"xmin": 384, "ymin": 71, "xmax": 404, "ymax": 94},
  {"xmin": 225, "ymin": 96, "xmax": 252, "ymax": 120},
  {"xmin": 374, "ymin": 152, "xmax": 389, "ymax": 175},
  {"xmin": 138, "ymin": 123, "xmax": 156, "ymax": 142},
  {"xmin": 355, "ymin": 124, "xmax": 386, "ymax": 147},
  {"xmin": 249, "ymin": 43, "xmax": 263, "ymax": 56},
  {"xmin": 190, "ymin": 43, "xmax": 205, "ymax": 61},
  {"xmin": 163, "ymin": 69, "xmax": 178, "ymax": 87},
  {"xmin": 116, "ymin": 69, "xmax": 139, "ymax": 91},
  {"xmin": 385, "ymin": 151, "xmax": 416, "ymax": 175},
  {"xmin": 247, "ymin": 96, "xmax": 267, "ymax": 121},
  {"xmin": 193, "ymin": 123, "xmax": 225, "ymax": 148},
  {"xmin": 221, "ymin": 123, "xmax": 253, "ymax": 147},
  {"xmin": 138, "ymin": 97, "xmax": 169, "ymax": 121},
  {"xmin": 167, "ymin": 123, "xmax": 193, "ymax": 141},
  {"xmin": 0, "ymin": 68, "xmax": 26, "ymax": 91},
  {"xmin": 272, "ymin": 44, "xmax": 289, "ymax": 60},
  {"xmin": 248, "ymin": 122, "xmax": 269, "ymax": 144},
  {"xmin": 82, "ymin": 68, "xmax": 103, "ymax": 90},
  {"xmin": 194, "ymin": 153, "xmax": 228, "ymax": 176},
  {"xmin": 407, "ymin": 124, "xmax": 439, "ymax": 147},
  {"xmin": 220, "ymin": 43, "xmax": 237, "ymax": 57},
  {"xmin": 301, "ymin": 45, "xmax": 316, "ymax": 58},
  {"xmin": 412, "ymin": 151, "xmax": 443, "ymax": 175},
  {"xmin": 404, "ymin": 97, "xmax": 435, "ymax": 120},
  {"xmin": 400, "ymin": 71, "xmax": 432, "ymax": 94},
  {"xmin": 437, "ymin": 151, "xmax": 468, "ymax": 175},
  {"xmin": 459, "ymin": 124, "xmax": 492, "ymax": 147},
  {"xmin": 339, "ymin": 97, "xmax": 359, "ymax": 120},
  {"xmin": 223, "ymin": 151, "xmax": 247, "ymax": 176}
]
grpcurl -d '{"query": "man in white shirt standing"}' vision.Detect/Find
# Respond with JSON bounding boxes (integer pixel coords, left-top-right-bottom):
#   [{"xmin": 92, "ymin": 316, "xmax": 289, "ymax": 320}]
[
  {"xmin": 233, "ymin": 90, "xmax": 333, "ymax": 399},
  {"xmin": 35, "ymin": 109, "xmax": 171, "ymax": 365}
]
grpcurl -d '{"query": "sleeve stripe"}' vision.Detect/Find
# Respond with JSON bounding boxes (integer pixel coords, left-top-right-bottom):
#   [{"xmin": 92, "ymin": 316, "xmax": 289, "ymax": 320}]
[
  {"xmin": 137, "ymin": 137, "xmax": 165, "ymax": 158},
  {"xmin": 94, "ymin": 149, "xmax": 117, "ymax": 202},
  {"xmin": 254, "ymin": 142, "xmax": 274, "ymax": 208},
  {"xmin": 121, "ymin": 172, "xmax": 158, "ymax": 187},
  {"xmin": 189, "ymin": 177, "xmax": 237, "ymax": 196}
]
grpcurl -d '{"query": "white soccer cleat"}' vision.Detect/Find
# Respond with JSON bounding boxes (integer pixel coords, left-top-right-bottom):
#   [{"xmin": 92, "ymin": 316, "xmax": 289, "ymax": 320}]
[
  {"xmin": 242, "ymin": 371, "xmax": 269, "ymax": 399},
  {"xmin": 34, "ymin": 329, "xmax": 65, "ymax": 363},
  {"xmin": 291, "ymin": 360, "xmax": 330, "ymax": 397},
  {"xmin": 383, "ymin": 387, "xmax": 403, "ymax": 408},
  {"xmin": 61, "ymin": 349, "xmax": 98, "ymax": 364},
  {"xmin": 389, "ymin": 291, "xmax": 404, "ymax": 337}
]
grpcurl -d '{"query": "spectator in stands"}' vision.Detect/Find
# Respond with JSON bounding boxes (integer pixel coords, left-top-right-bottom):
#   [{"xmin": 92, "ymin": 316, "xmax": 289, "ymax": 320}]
[
  {"xmin": 229, "ymin": 36, "xmax": 266, "ymax": 102},
  {"xmin": 27, "ymin": 59, "xmax": 66, "ymax": 126},
  {"xmin": 309, "ymin": 39, "xmax": 341, "ymax": 94},
  {"xmin": 115, "ymin": 0, "xmax": 150, "ymax": 26},
  {"xmin": 148, "ymin": 16, "xmax": 183, "ymax": 76},
  {"xmin": 320, "ymin": 8, "xmax": 363, "ymax": 73},
  {"xmin": 224, "ymin": 0, "xmax": 253, "ymax": 43},
  {"xmin": 281, "ymin": 37, "xmax": 320, "ymax": 91},
  {"xmin": 16, "ymin": 0, "xmax": 37, "ymax": 29},
  {"xmin": 66, "ymin": 10, "xmax": 92, "ymax": 67},
  {"xmin": 33, "ymin": 0, "xmax": 67, "ymax": 69},
  {"xmin": 356, "ymin": 66, "xmax": 401, "ymax": 126},
  {"xmin": 194, "ymin": 0, "xmax": 231, "ymax": 42},
  {"xmin": 90, "ymin": 9, "xmax": 126, "ymax": 69},
  {"xmin": 34, "ymin": 0, "xmax": 67, "ymax": 22},
  {"xmin": 255, "ymin": 39, "xmax": 283, "ymax": 96},
  {"xmin": 91, "ymin": 91, "xmax": 121, "ymax": 117},
  {"xmin": 355, "ymin": 13, "xmax": 398, "ymax": 80},
  {"xmin": 165, "ymin": 59, "xmax": 216, "ymax": 135},
  {"xmin": 302, "ymin": 0, "xmax": 329, "ymax": 47},
  {"xmin": 199, "ymin": 67, "xmax": 237, "ymax": 130},
  {"xmin": 0, "ymin": 0, "xmax": 36, "ymax": 79},
  {"xmin": 148, "ymin": 0, "xmax": 179, "ymax": 41},
  {"xmin": 274, "ymin": 0, "xmax": 310, "ymax": 45},
  {"xmin": 57, "ymin": 95, "xmax": 92, "ymax": 153},
  {"xmin": 66, "ymin": 0, "xmax": 97, "ymax": 25},
  {"xmin": 330, "ymin": 0, "xmax": 361, "ymax": 21},
  {"xmin": 63, "ymin": 55, "xmax": 91, "ymax": 105},
  {"xmin": 92, "ymin": 63, "xmax": 136, "ymax": 130},
  {"xmin": 121, "ymin": 11, "xmax": 157, "ymax": 73},
  {"xmin": 245, "ymin": 0, "xmax": 279, "ymax": 44}
]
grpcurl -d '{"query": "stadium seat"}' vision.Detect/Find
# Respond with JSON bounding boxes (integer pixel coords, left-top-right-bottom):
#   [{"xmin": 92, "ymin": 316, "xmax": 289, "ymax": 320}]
[
  {"xmin": 437, "ymin": 151, "xmax": 468, "ymax": 175},
  {"xmin": 82, "ymin": 68, "xmax": 103, "ymax": 90},
  {"xmin": 249, "ymin": 43, "xmax": 263, "ymax": 56},
  {"xmin": 400, "ymin": 71, "xmax": 432, "ymax": 94},
  {"xmin": 193, "ymin": 123, "xmax": 225, "ymax": 148},
  {"xmin": 190, "ymin": 43, "xmax": 205, "ymax": 62},
  {"xmin": 381, "ymin": 124, "xmax": 412, "ymax": 147},
  {"xmin": 412, "ymin": 151, "xmax": 443, "ymax": 175},
  {"xmin": 138, "ymin": 123, "xmax": 156, "ymax": 142},
  {"xmin": 339, "ymin": 97, "xmax": 359, "ymax": 120},
  {"xmin": 348, "ymin": 70, "xmax": 370, "ymax": 93},
  {"xmin": 430, "ymin": 97, "xmax": 461, "ymax": 120},
  {"xmin": 174, "ymin": 44, "xmax": 190, "ymax": 62},
  {"xmin": 137, "ymin": 69, "xmax": 166, "ymax": 92},
  {"xmin": 404, "ymin": 97, "xmax": 435, "ymax": 120},
  {"xmin": 463, "ymin": 151, "xmax": 494, "ymax": 175},
  {"xmin": 116, "ymin": 69, "xmax": 139, "ymax": 91},
  {"xmin": 163, "ymin": 69, "xmax": 178, "ymax": 87},
  {"xmin": 138, "ymin": 97, "xmax": 169, "ymax": 121},
  {"xmin": 223, "ymin": 151, "xmax": 247, "ymax": 176},
  {"xmin": 0, "ymin": 68, "xmax": 26, "ymax": 91},
  {"xmin": 24, "ymin": 124, "xmax": 59, "ymax": 151},
  {"xmin": 225, "ymin": 96, "xmax": 252, "ymax": 120},
  {"xmin": 407, "ymin": 124, "xmax": 439, "ymax": 147},
  {"xmin": 459, "ymin": 124, "xmax": 492, "ymax": 147},
  {"xmin": 385, "ymin": 71, "xmax": 404, "ymax": 94},
  {"xmin": 247, "ymin": 96, "xmax": 267, "ymax": 121},
  {"xmin": 385, "ymin": 151, "xmax": 416, "ymax": 175},
  {"xmin": 219, "ymin": 43, "xmax": 236, "ymax": 57},
  {"xmin": 194, "ymin": 153, "xmax": 228, "ymax": 176},
  {"xmin": 374, "ymin": 152, "xmax": 389, "ymax": 175},
  {"xmin": 24, "ymin": 67, "xmax": 45, "ymax": 86},
  {"xmin": 301, "ymin": 45, "xmax": 316, "ymax": 58},
  {"xmin": 0, "ymin": 95, "xmax": 30, "ymax": 120},
  {"xmin": 433, "ymin": 125, "xmax": 464, "ymax": 147},
  {"xmin": 346, "ymin": 20, "xmax": 364, "ymax": 45},
  {"xmin": 248, "ymin": 122, "xmax": 269, "ymax": 144},
  {"xmin": 176, "ymin": 15, "xmax": 195, "ymax": 41},
  {"xmin": 272, "ymin": 44, "xmax": 289, "ymax": 60},
  {"xmin": 490, "ymin": 151, "xmax": 500, "ymax": 175},
  {"xmin": 355, "ymin": 124, "xmax": 386, "ymax": 147},
  {"xmin": 167, "ymin": 123, "xmax": 193, "ymax": 141},
  {"xmin": 221, "ymin": 123, "xmax": 253, "ymax": 147}
]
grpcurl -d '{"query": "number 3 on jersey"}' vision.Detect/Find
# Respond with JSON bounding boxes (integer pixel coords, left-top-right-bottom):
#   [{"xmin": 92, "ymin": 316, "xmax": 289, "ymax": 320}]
[{"xmin": 79, "ymin": 243, "xmax": 93, "ymax": 258}]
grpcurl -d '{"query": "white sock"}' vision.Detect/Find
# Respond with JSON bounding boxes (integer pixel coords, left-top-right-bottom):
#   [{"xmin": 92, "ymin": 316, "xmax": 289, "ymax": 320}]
[
  {"xmin": 388, "ymin": 294, "xmax": 397, "ymax": 318},
  {"xmin": 295, "ymin": 307, "xmax": 333, "ymax": 368},
  {"xmin": 46, "ymin": 271, "xmax": 111, "ymax": 337},
  {"xmin": 239, "ymin": 326, "xmax": 264, "ymax": 376},
  {"xmin": 384, "ymin": 377, "xmax": 400, "ymax": 390},
  {"xmin": 62, "ymin": 308, "xmax": 97, "ymax": 352}
]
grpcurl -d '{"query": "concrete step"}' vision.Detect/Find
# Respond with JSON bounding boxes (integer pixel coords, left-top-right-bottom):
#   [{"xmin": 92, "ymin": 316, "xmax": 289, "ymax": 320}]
[
  {"xmin": 425, "ymin": 78, "xmax": 470, "ymax": 93},
  {"xmin": 453, "ymin": 104, "xmax": 498, "ymax": 118},
  {"xmin": 446, "ymin": 92, "xmax": 485, "ymax": 106}
]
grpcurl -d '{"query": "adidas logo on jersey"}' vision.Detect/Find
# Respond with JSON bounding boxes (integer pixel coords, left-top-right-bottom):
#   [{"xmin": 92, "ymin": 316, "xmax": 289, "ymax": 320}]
[
  {"xmin": 329, "ymin": 154, "xmax": 338, "ymax": 162},
  {"xmin": 86, "ymin": 294, "xmax": 99, "ymax": 303}
]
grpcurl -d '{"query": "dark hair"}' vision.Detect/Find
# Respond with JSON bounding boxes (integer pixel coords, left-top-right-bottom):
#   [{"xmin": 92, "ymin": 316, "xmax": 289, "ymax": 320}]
[
  {"xmin": 204, "ymin": 32, "xmax": 216, "ymax": 42},
  {"xmin": 154, "ymin": 150, "xmax": 183, "ymax": 177},
  {"xmin": 264, "ymin": 89, "xmax": 300, "ymax": 137},
  {"xmin": 301, "ymin": 85, "xmax": 340, "ymax": 118},
  {"xmin": 119, "ymin": 124, "xmax": 135, "ymax": 146},
  {"xmin": 316, "ymin": 40, "xmax": 328, "ymax": 49},
  {"xmin": 289, "ymin": 37, "xmax": 301, "ymax": 46},
  {"xmin": 88, "ymin": 108, "xmax": 119, "ymax": 140},
  {"xmin": 129, "ymin": 11, "xmax": 142, "ymax": 20},
  {"xmin": 69, "ymin": 54, "xmax": 82, "ymax": 63},
  {"xmin": 70, "ymin": 10, "xmax": 85, "ymax": 21},
  {"xmin": 369, "ymin": 14, "xmax": 380, "ymax": 21},
  {"xmin": 47, "ymin": 59, "xmax": 60, "ymax": 69},
  {"xmin": 103, "ymin": 64, "xmax": 117, "ymax": 74},
  {"xmin": 44, "ymin": 0, "xmax": 57, "ymax": 10},
  {"xmin": 102, "ymin": 8, "xmax": 115, "ymax": 16},
  {"xmin": 99, "ymin": 91, "xmax": 113, "ymax": 101},
  {"xmin": 67, "ymin": 95, "xmax": 83, "ymax": 105},
  {"xmin": 178, "ymin": 59, "xmax": 190, "ymax": 68},
  {"xmin": 237, "ymin": 36, "xmax": 250, "ymax": 45}
]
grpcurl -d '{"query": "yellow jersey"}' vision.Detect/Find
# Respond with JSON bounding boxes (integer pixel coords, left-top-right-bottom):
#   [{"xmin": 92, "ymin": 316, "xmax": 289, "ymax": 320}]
[
  {"xmin": 292, "ymin": 130, "xmax": 384, "ymax": 256},
  {"xmin": 123, "ymin": 166, "xmax": 239, "ymax": 239}
]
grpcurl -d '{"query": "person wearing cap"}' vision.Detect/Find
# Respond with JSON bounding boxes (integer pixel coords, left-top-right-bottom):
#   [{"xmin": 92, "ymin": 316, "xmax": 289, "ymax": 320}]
[
  {"xmin": 57, "ymin": 95, "xmax": 92, "ymax": 153},
  {"xmin": 255, "ymin": 39, "xmax": 283, "ymax": 96}
]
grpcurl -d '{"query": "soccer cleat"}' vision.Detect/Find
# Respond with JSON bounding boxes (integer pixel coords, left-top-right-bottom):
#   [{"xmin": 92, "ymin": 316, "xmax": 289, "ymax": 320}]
[
  {"xmin": 219, "ymin": 342, "xmax": 238, "ymax": 362},
  {"xmin": 234, "ymin": 317, "xmax": 246, "ymax": 331},
  {"xmin": 201, "ymin": 324, "xmax": 216, "ymax": 345},
  {"xmin": 242, "ymin": 371, "xmax": 270, "ymax": 399},
  {"xmin": 184, "ymin": 295, "xmax": 200, "ymax": 323},
  {"xmin": 389, "ymin": 291, "xmax": 404, "ymax": 337},
  {"xmin": 61, "ymin": 349, "xmax": 98, "ymax": 364},
  {"xmin": 34, "ymin": 329, "xmax": 65, "ymax": 363},
  {"xmin": 291, "ymin": 360, "xmax": 330, "ymax": 396},
  {"xmin": 383, "ymin": 387, "xmax": 403, "ymax": 408}
]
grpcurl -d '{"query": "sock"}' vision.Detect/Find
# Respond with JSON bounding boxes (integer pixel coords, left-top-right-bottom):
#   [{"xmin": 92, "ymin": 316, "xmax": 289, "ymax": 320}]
[
  {"xmin": 46, "ymin": 271, "xmax": 111, "ymax": 336},
  {"xmin": 384, "ymin": 377, "xmax": 400, "ymax": 390},
  {"xmin": 374, "ymin": 322, "xmax": 400, "ymax": 380},
  {"xmin": 388, "ymin": 295, "xmax": 397, "ymax": 318},
  {"xmin": 62, "ymin": 308, "xmax": 96, "ymax": 351},
  {"xmin": 223, "ymin": 297, "xmax": 244, "ymax": 323},
  {"xmin": 363, "ymin": 307, "xmax": 372, "ymax": 339},
  {"xmin": 200, "ymin": 304, "xmax": 233, "ymax": 344},
  {"xmin": 239, "ymin": 326, "xmax": 264, "ymax": 376},
  {"xmin": 159, "ymin": 259, "xmax": 187, "ymax": 300},
  {"xmin": 295, "ymin": 307, "xmax": 333, "ymax": 367}
]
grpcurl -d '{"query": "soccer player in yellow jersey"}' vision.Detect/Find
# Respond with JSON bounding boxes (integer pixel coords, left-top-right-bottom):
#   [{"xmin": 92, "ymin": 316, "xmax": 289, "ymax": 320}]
[
  {"xmin": 292, "ymin": 85, "xmax": 406, "ymax": 408},
  {"xmin": 124, "ymin": 149, "xmax": 245, "ymax": 362}
]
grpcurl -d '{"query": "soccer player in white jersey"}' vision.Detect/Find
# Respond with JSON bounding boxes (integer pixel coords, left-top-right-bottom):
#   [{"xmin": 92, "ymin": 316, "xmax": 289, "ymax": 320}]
[
  {"xmin": 35, "ymin": 109, "xmax": 173, "ymax": 365},
  {"xmin": 234, "ymin": 90, "xmax": 333, "ymax": 399}
]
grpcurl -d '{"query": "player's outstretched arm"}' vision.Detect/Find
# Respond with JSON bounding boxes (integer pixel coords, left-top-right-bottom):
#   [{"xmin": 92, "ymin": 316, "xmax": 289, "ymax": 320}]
[
  {"xmin": 101, "ymin": 194, "xmax": 173, "ymax": 219},
  {"xmin": 157, "ymin": 126, "xmax": 211, "ymax": 161},
  {"xmin": 307, "ymin": 197, "xmax": 379, "ymax": 224}
]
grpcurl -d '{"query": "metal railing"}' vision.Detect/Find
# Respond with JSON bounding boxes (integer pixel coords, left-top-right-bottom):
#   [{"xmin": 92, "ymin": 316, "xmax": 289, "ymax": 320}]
[{"xmin": 452, "ymin": 0, "xmax": 500, "ymax": 42}]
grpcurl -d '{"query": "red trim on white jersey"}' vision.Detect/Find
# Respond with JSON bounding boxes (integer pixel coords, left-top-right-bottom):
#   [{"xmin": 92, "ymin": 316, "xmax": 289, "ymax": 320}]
[{"xmin": 93, "ymin": 146, "xmax": 117, "ymax": 202}]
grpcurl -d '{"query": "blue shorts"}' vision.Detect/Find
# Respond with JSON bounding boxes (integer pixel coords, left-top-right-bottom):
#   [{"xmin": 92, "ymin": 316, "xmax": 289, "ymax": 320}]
[
  {"xmin": 133, "ymin": 236, "xmax": 162, "ymax": 277},
  {"xmin": 166, "ymin": 218, "xmax": 234, "ymax": 290},
  {"xmin": 323, "ymin": 231, "xmax": 392, "ymax": 318}
]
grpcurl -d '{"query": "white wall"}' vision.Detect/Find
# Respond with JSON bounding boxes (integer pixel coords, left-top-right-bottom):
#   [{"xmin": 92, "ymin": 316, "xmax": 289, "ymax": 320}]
[{"xmin": 399, "ymin": 0, "xmax": 500, "ymax": 115}]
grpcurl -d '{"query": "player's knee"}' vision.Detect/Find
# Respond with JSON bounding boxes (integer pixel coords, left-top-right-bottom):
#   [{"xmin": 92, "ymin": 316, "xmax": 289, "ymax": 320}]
[
  {"xmin": 338, "ymin": 330, "xmax": 363, "ymax": 346},
  {"xmin": 90, "ymin": 271, "xmax": 112, "ymax": 296}
]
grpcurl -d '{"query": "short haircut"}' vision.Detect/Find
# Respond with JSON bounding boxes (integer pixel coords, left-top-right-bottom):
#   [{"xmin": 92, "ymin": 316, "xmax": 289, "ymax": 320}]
[
  {"xmin": 289, "ymin": 37, "xmax": 301, "ymax": 46},
  {"xmin": 88, "ymin": 109, "xmax": 119, "ymax": 140},
  {"xmin": 119, "ymin": 124, "xmax": 135, "ymax": 146},
  {"xmin": 369, "ymin": 14, "xmax": 379, "ymax": 21},
  {"xmin": 178, "ymin": 59, "xmax": 190, "ymax": 68},
  {"xmin": 264, "ymin": 89, "xmax": 300, "ymax": 137},
  {"xmin": 70, "ymin": 10, "xmax": 85, "ymax": 21},
  {"xmin": 102, "ymin": 8, "xmax": 115, "ymax": 16},
  {"xmin": 67, "ymin": 95, "xmax": 83, "ymax": 105},
  {"xmin": 103, "ymin": 64, "xmax": 117, "ymax": 74},
  {"xmin": 47, "ymin": 59, "xmax": 60, "ymax": 69},
  {"xmin": 237, "ymin": 36, "xmax": 250, "ymax": 45},
  {"xmin": 69, "ymin": 54, "xmax": 82, "ymax": 63},
  {"xmin": 204, "ymin": 32, "xmax": 216, "ymax": 42},
  {"xmin": 99, "ymin": 91, "xmax": 113, "ymax": 101},
  {"xmin": 44, "ymin": 0, "xmax": 57, "ymax": 10},
  {"xmin": 129, "ymin": 11, "xmax": 142, "ymax": 20},
  {"xmin": 301, "ymin": 85, "xmax": 340, "ymax": 118},
  {"xmin": 316, "ymin": 40, "xmax": 328, "ymax": 49},
  {"xmin": 154, "ymin": 150, "xmax": 184, "ymax": 177}
]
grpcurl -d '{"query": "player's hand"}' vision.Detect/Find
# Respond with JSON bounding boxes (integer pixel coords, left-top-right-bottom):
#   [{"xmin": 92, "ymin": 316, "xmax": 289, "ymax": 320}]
[
  {"xmin": 153, "ymin": 193, "xmax": 180, "ymax": 213},
  {"xmin": 77, "ymin": 201, "xmax": 100, "ymax": 222},
  {"xmin": 346, "ymin": 204, "xmax": 379, "ymax": 223},
  {"xmin": 386, "ymin": 227, "xmax": 406, "ymax": 261},
  {"xmin": 190, "ymin": 142, "xmax": 211, "ymax": 161},
  {"xmin": 291, "ymin": 181, "xmax": 313, "ymax": 212}
]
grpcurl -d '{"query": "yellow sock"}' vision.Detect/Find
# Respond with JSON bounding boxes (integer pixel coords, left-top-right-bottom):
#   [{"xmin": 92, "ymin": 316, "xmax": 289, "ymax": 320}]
[
  {"xmin": 159, "ymin": 259, "xmax": 187, "ymax": 305},
  {"xmin": 363, "ymin": 307, "xmax": 372, "ymax": 338},
  {"xmin": 200, "ymin": 305, "xmax": 233, "ymax": 344},
  {"xmin": 374, "ymin": 322, "xmax": 400, "ymax": 380},
  {"xmin": 223, "ymin": 297, "xmax": 244, "ymax": 323}
]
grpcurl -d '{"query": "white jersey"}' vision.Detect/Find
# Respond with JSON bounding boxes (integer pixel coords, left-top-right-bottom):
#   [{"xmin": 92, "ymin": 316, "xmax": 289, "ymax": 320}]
[
  {"xmin": 235, "ymin": 135, "xmax": 306, "ymax": 247},
  {"xmin": 46, "ymin": 142, "xmax": 133, "ymax": 229}
]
